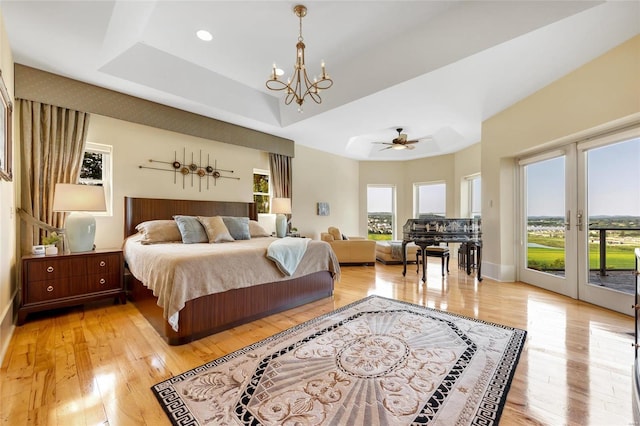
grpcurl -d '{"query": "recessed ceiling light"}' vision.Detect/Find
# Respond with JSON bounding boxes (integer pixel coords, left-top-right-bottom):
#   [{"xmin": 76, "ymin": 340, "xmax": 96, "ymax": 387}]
[{"xmin": 196, "ymin": 30, "xmax": 212, "ymax": 41}]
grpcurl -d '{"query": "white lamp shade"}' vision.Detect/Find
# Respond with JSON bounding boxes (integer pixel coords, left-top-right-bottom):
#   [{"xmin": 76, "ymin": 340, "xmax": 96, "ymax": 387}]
[
  {"xmin": 52, "ymin": 183, "xmax": 106, "ymax": 212},
  {"xmin": 271, "ymin": 197, "xmax": 291, "ymax": 214},
  {"xmin": 53, "ymin": 184, "xmax": 106, "ymax": 252}
]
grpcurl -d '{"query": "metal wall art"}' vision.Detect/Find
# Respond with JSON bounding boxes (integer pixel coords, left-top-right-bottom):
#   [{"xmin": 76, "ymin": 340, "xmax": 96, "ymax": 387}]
[{"xmin": 139, "ymin": 149, "xmax": 239, "ymax": 191}]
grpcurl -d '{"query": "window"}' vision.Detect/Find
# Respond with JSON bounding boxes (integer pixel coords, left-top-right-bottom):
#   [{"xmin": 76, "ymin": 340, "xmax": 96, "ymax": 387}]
[
  {"xmin": 253, "ymin": 169, "xmax": 270, "ymax": 213},
  {"xmin": 468, "ymin": 175, "xmax": 481, "ymax": 219},
  {"xmin": 367, "ymin": 185, "xmax": 395, "ymax": 240},
  {"xmin": 79, "ymin": 142, "xmax": 112, "ymax": 215},
  {"xmin": 414, "ymin": 182, "xmax": 446, "ymax": 218}
]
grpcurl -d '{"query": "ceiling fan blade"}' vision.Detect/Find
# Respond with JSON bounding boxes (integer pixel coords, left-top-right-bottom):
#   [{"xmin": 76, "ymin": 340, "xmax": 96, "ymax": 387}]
[
  {"xmin": 405, "ymin": 140, "xmax": 420, "ymax": 144},
  {"xmin": 379, "ymin": 146, "xmax": 393, "ymax": 151},
  {"xmin": 405, "ymin": 145, "xmax": 416, "ymax": 150},
  {"xmin": 373, "ymin": 142, "xmax": 392, "ymax": 145}
]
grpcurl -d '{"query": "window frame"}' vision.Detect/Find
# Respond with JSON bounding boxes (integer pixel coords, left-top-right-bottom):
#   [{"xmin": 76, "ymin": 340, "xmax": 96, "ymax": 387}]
[
  {"xmin": 413, "ymin": 181, "xmax": 446, "ymax": 218},
  {"xmin": 79, "ymin": 142, "xmax": 112, "ymax": 216},
  {"xmin": 466, "ymin": 174, "xmax": 481, "ymax": 219},
  {"xmin": 253, "ymin": 168, "xmax": 271, "ymax": 214},
  {"xmin": 367, "ymin": 184, "xmax": 396, "ymax": 240}
]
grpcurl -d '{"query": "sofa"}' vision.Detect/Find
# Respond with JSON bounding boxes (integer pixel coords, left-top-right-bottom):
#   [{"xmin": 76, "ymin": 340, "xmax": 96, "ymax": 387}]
[
  {"xmin": 375, "ymin": 241, "xmax": 420, "ymax": 264},
  {"xmin": 320, "ymin": 227, "xmax": 376, "ymax": 265}
]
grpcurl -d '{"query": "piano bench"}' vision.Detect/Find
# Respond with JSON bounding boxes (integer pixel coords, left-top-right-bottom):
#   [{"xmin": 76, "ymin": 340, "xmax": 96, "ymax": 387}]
[{"xmin": 416, "ymin": 247, "xmax": 450, "ymax": 276}]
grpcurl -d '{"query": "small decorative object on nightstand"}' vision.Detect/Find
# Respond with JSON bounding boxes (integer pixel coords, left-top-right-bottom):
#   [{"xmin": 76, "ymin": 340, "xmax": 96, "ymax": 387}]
[{"xmin": 18, "ymin": 249, "xmax": 125, "ymax": 324}]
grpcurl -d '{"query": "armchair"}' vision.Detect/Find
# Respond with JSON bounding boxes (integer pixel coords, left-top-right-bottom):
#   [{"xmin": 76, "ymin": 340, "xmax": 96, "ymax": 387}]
[{"xmin": 320, "ymin": 226, "xmax": 376, "ymax": 266}]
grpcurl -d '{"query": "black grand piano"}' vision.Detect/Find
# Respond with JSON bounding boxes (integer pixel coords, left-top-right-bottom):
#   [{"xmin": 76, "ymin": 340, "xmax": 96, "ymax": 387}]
[{"xmin": 402, "ymin": 217, "xmax": 482, "ymax": 282}]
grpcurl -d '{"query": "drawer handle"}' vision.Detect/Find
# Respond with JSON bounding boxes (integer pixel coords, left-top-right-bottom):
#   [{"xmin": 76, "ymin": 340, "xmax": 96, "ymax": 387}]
[
  {"xmin": 99, "ymin": 278, "xmax": 106, "ymax": 285},
  {"xmin": 99, "ymin": 261, "xmax": 106, "ymax": 267},
  {"xmin": 47, "ymin": 266, "xmax": 54, "ymax": 273},
  {"xmin": 47, "ymin": 285, "xmax": 54, "ymax": 292}
]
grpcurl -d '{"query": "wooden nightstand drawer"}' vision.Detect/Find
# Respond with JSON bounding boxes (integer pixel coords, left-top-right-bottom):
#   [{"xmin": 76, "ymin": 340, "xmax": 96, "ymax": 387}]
[
  {"xmin": 24, "ymin": 278, "xmax": 84, "ymax": 304},
  {"xmin": 86, "ymin": 273, "xmax": 121, "ymax": 292},
  {"xmin": 26, "ymin": 257, "xmax": 86, "ymax": 281},
  {"xmin": 86, "ymin": 253, "xmax": 121, "ymax": 275}
]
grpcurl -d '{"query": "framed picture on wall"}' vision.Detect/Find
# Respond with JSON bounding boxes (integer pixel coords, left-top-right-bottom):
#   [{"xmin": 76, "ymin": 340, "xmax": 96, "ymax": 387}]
[
  {"xmin": 0, "ymin": 70, "xmax": 13, "ymax": 182},
  {"xmin": 317, "ymin": 202, "xmax": 330, "ymax": 216}
]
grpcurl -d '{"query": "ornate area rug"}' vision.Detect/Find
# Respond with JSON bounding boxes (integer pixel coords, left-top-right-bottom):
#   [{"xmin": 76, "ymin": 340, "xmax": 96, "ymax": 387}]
[{"xmin": 152, "ymin": 296, "xmax": 526, "ymax": 425}]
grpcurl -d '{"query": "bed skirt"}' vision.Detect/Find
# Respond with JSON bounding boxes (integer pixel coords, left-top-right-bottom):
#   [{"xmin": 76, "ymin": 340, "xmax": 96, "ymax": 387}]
[{"xmin": 127, "ymin": 270, "xmax": 335, "ymax": 345}]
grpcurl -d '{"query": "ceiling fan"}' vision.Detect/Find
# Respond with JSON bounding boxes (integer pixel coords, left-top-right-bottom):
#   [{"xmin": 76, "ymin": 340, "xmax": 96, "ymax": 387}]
[{"xmin": 374, "ymin": 128, "xmax": 420, "ymax": 150}]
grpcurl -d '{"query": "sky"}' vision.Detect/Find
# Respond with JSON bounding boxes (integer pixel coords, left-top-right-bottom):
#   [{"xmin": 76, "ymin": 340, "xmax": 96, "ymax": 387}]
[{"xmin": 526, "ymin": 137, "xmax": 640, "ymax": 217}]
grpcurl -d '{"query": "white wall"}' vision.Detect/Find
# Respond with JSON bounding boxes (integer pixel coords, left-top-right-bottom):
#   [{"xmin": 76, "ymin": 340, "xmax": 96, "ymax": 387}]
[
  {"xmin": 482, "ymin": 34, "xmax": 640, "ymax": 281},
  {"xmin": 0, "ymin": 8, "xmax": 15, "ymax": 362}
]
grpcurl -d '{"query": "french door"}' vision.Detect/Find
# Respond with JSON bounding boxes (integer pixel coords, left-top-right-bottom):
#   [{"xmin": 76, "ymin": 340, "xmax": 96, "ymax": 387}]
[{"xmin": 519, "ymin": 127, "xmax": 640, "ymax": 314}]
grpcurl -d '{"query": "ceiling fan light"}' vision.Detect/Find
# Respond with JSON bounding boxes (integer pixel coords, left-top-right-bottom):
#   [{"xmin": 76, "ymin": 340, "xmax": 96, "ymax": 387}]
[{"xmin": 392, "ymin": 144, "xmax": 406, "ymax": 150}]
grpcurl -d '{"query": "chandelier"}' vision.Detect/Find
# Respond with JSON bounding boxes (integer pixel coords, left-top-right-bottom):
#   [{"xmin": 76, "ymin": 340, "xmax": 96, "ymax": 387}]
[{"xmin": 266, "ymin": 4, "xmax": 333, "ymax": 111}]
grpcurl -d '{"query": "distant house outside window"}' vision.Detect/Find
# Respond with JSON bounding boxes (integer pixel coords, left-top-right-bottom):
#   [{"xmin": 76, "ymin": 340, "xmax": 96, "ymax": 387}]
[
  {"xmin": 414, "ymin": 182, "xmax": 446, "ymax": 218},
  {"xmin": 79, "ymin": 142, "xmax": 112, "ymax": 215},
  {"xmin": 253, "ymin": 169, "xmax": 270, "ymax": 213},
  {"xmin": 367, "ymin": 185, "xmax": 395, "ymax": 240}
]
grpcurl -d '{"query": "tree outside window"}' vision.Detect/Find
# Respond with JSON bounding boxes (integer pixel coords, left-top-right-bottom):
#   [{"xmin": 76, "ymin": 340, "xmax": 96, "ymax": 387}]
[{"xmin": 253, "ymin": 170, "xmax": 270, "ymax": 213}]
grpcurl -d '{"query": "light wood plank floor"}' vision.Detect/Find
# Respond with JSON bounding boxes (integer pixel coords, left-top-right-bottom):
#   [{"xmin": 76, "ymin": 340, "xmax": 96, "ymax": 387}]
[{"xmin": 1, "ymin": 259, "xmax": 635, "ymax": 425}]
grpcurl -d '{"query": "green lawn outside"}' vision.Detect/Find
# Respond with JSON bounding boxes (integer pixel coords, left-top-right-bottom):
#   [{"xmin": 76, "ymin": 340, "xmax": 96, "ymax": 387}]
[
  {"xmin": 527, "ymin": 238, "xmax": 637, "ymax": 270},
  {"xmin": 368, "ymin": 233, "xmax": 392, "ymax": 241}
]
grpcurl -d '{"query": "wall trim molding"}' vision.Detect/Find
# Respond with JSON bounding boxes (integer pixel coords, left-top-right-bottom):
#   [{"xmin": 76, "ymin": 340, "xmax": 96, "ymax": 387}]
[{"xmin": 14, "ymin": 64, "xmax": 294, "ymax": 157}]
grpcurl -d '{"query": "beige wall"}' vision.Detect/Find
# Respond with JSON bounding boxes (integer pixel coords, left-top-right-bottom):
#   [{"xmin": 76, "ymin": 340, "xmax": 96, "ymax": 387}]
[
  {"xmin": 0, "ymin": 8, "xmax": 15, "ymax": 362},
  {"xmin": 454, "ymin": 143, "xmax": 482, "ymax": 217},
  {"xmin": 292, "ymin": 145, "xmax": 360, "ymax": 239},
  {"xmin": 87, "ymin": 116, "xmax": 362, "ymax": 249},
  {"xmin": 87, "ymin": 115, "xmax": 270, "ymax": 250},
  {"xmin": 482, "ymin": 34, "xmax": 640, "ymax": 281},
  {"xmin": 359, "ymin": 153, "xmax": 464, "ymax": 239}
]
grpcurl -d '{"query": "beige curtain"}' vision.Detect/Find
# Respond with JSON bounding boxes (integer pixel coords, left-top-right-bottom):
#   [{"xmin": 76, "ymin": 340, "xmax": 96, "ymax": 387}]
[
  {"xmin": 269, "ymin": 153, "xmax": 292, "ymax": 199},
  {"xmin": 19, "ymin": 99, "xmax": 90, "ymax": 252}
]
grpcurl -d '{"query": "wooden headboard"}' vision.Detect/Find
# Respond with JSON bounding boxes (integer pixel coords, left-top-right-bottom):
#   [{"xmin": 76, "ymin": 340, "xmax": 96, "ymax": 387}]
[{"xmin": 124, "ymin": 197, "xmax": 258, "ymax": 237}]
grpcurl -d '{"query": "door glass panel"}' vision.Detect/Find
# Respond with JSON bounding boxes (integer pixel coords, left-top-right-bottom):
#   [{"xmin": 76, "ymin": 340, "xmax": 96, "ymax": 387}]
[
  {"xmin": 585, "ymin": 137, "xmax": 640, "ymax": 294},
  {"xmin": 525, "ymin": 157, "xmax": 566, "ymax": 277}
]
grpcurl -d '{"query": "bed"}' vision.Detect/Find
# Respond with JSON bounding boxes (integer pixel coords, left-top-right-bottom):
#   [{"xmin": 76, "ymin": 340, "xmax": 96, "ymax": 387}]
[{"xmin": 123, "ymin": 197, "xmax": 339, "ymax": 345}]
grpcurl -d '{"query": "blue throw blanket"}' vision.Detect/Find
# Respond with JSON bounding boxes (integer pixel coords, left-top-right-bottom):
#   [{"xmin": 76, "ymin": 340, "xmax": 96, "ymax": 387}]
[{"xmin": 267, "ymin": 237, "xmax": 311, "ymax": 276}]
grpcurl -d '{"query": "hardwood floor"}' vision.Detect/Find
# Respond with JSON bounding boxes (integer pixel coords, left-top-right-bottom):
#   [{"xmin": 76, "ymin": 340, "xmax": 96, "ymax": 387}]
[{"xmin": 1, "ymin": 259, "xmax": 635, "ymax": 425}]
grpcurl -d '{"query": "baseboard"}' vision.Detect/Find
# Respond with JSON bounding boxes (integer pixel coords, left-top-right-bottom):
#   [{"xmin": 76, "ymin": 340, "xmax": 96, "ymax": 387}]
[
  {"xmin": 480, "ymin": 261, "xmax": 516, "ymax": 282},
  {"xmin": 634, "ymin": 361, "xmax": 640, "ymax": 424},
  {"xmin": 0, "ymin": 288, "xmax": 18, "ymax": 365}
]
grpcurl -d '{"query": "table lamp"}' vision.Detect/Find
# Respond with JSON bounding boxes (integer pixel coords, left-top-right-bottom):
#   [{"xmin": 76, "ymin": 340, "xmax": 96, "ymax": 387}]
[
  {"xmin": 52, "ymin": 183, "xmax": 106, "ymax": 252},
  {"xmin": 271, "ymin": 197, "xmax": 291, "ymax": 238}
]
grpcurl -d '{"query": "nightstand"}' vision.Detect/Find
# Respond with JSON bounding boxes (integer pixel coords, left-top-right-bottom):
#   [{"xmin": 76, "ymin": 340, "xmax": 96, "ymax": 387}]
[{"xmin": 18, "ymin": 249, "xmax": 125, "ymax": 325}]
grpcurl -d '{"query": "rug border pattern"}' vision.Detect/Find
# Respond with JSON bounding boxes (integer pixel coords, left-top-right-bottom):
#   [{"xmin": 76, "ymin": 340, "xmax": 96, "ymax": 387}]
[{"xmin": 151, "ymin": 295, "xmax": 527, "ymax": 426}]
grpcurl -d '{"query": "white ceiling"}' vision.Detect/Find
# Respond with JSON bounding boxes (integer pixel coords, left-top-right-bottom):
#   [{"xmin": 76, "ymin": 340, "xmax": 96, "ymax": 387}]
[{"xmin": 1, "ymin": 1, "xmax": 639, "ymax": 160}]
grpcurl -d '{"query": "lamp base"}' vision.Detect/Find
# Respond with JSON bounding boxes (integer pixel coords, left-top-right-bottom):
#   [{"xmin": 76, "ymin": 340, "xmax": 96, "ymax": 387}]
[
  {"xmin": 65, "ymin": 212, "xmax": 96, "ymax": 252},
  {"xmin": 275, "ymin": 214, "xmax": 287, "ymax": 238}
]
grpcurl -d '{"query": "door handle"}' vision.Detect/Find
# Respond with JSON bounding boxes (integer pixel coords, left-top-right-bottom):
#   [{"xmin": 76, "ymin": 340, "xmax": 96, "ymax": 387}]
[
  {"xmin": 577, "ymin": 210, "xmax": 584, "ymax": 231},
  {"xmin": 565, "ymin": 210, "xmax": 570, "ymax": 230}
]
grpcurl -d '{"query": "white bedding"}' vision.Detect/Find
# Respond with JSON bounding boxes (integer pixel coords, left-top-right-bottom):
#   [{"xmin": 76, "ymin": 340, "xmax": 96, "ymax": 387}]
[{"xmin": 123, "ymin": 234, "xmax": 340, "ymax": 331}]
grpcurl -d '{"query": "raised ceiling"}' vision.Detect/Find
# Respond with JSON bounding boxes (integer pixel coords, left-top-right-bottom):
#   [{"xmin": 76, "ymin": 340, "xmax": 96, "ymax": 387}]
[{"xmin": 2, "ymin": 1, "xmax": 639, "ymax": 160}]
